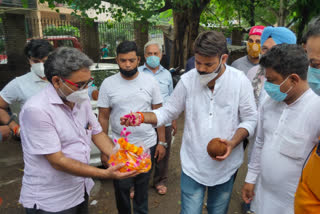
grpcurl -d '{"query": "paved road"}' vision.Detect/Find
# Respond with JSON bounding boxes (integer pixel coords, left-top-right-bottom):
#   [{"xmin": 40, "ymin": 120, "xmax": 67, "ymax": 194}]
[{"xmin": 0, "ymin": 115, "xmax": 248, "ymax": 214}]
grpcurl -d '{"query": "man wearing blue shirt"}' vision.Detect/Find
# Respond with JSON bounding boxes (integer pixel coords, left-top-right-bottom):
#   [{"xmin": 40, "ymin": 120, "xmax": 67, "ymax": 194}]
[{"xmin": 138, "ymin": 41, "xmax": 177, "ymax": 195}]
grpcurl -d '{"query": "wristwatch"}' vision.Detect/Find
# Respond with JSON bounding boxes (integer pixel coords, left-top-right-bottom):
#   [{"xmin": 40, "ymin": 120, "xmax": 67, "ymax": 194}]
[{"xmin": 158, "ymin": 141, "xmax": 168, "ymax": 148}]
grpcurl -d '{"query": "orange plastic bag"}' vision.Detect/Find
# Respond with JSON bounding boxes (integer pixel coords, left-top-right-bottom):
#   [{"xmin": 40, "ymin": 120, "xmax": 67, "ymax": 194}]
[{"xmin": 108, "ymin": 128, "xmax": 151, "ymax": 173}]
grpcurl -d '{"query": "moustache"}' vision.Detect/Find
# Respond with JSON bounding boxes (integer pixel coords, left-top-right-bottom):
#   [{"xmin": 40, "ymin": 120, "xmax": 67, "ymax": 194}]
[{"xmin": 197, "ymin": 71, "xmax": 209, "ymax": 75}]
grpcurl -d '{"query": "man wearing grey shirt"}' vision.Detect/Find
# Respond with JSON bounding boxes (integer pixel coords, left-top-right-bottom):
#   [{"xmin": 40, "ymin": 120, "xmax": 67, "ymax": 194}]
[{"xmin": 231, "ymin": 26, "xmax": 265, "ymax": 75}]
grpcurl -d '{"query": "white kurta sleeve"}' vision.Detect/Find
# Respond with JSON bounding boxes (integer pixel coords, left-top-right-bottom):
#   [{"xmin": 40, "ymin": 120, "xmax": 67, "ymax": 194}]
[
  {"xmin": 245, "ymin": 104, "xmax": 265, "ymax": 184},
  {"xmin": 237, "ymin": 77, "xmax": 258, "ymax": 137},
  {"xmin": 153, "ymin": 79, "xmax": 186, "ymax": 127}
]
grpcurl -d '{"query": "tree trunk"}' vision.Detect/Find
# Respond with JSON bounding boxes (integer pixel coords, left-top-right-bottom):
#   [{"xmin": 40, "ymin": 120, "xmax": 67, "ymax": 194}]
[
  {"xmin": 134, "ymin": 20, "xmax": 149, "ymax": 64},
  {"xmin": 169, "ymin": 0, "xmax": 210, "ymax": 69},
  {"xmin": 249, "ymin": 0, "xmax": 255, "ymax": 26},
  {"xmin": 278, "ymin": 0, "xmax": 285, "ymax": 26}
]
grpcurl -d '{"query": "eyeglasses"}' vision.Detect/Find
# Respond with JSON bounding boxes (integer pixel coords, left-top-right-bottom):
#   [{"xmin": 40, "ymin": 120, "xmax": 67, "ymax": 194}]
[{"xmin": 61, "ymin": 77, "xmax": 94, "ymax": 90}]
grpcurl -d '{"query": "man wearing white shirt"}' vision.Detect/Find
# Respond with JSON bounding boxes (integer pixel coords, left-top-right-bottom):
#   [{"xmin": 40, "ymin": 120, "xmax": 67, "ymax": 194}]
[
  {"xmin": 0, "ymin": 39, "xmax": 53, "ymax": 137},
  {"xmin": 121, "ymin": 31, "xmax": 257, "ymax": 214},
  {"xmin": 242, "ymin": 44, "xmax": 320, "ymax": 214},
  {"xmin": 98, "ymin": 41, "xmax": 165, "ymax": 214}
]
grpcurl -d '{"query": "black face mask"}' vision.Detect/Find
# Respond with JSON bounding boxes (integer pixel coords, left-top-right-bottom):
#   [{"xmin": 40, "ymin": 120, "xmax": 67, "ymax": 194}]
[{"xmin": 119, "ymin": 67, "xmax": 138, "ymax": 77}]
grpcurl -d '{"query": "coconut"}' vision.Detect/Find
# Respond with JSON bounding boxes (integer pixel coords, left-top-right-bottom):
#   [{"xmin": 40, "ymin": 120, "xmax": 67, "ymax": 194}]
[{"xmin": 207, "ymin": 138, "xmax": 227, "ymax": 158}]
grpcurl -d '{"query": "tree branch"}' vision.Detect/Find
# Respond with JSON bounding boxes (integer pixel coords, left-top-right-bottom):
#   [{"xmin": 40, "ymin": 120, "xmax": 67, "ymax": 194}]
[
  {"xmin": 256, "ymin": 16, "xmax": 273, "ymax": 26},
  {"xmin": 268, "ymin": 6, "xmax": 279, "ymax": 18},
  {"xmin": 154, "ymin": 0, "xmax": 172, "ymax": 13},
  {"xmin": 286, "ymin": 18, "xmax": 295, "ymax": 28}
]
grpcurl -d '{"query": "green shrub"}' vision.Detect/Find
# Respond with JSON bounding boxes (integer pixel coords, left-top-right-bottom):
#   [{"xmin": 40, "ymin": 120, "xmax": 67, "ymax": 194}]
[{"xmin": 43, "ymin": 25, "xmax": 80, "ymax": 37}]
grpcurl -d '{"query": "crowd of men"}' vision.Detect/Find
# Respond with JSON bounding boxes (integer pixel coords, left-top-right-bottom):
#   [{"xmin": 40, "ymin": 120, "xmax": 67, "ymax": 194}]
[{"xmin": 0, "ymin": 15, "xmax": 319, "ymax": 214}]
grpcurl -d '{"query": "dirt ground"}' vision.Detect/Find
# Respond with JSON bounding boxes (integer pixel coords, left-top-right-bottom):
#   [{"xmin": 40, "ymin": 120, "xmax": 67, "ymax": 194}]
[{"xmin": 0, "ymin": 114, "xmax": 248, "ymax": 214}]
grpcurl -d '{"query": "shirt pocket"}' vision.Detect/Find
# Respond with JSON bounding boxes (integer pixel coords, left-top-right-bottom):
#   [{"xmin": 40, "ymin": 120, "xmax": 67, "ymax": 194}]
[
  {"xmin": 158, "ymin": 80, "xmax": 170, "ymax": 95},
  {"xmin": 278, "ymin": 129, "xmax": 309, "ymax": 160}
]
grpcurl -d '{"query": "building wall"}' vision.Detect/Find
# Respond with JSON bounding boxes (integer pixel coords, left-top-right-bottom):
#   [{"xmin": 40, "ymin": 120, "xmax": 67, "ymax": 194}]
[{"xmin": 0, "ymin": 13, "xmax": 28, "ymax": 89}]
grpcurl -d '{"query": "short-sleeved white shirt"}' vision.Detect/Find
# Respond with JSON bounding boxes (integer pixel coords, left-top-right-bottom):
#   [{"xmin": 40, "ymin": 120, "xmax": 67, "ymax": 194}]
[
  {"xmin": 0, "ymin": 71, "xmax": 48, "ymax": 106},
  {"xmin": 97, "ymin": 72, "xmax": 163, "ymax": 149}
]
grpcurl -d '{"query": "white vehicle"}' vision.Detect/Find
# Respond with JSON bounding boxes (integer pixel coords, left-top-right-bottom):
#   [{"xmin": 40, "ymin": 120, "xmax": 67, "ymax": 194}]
[{"xmin": 89, "ymin": 63, "xmax": 119, "ymax": 166}]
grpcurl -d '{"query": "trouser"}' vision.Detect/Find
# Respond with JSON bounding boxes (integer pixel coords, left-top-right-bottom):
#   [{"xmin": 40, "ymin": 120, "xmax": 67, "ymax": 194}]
[
  {"xmin": 180, "ymin": 171, "xmax": 234, "ymax": 214},
  {"xmin": 113, "ymin": 145, "xmax": 156, "ymax": 214},
  {"xmin": 25, "ymin": 192, "xmax": 89, "ymax": 214},
  {"xmin": 153, "ymin": 125, "xmax": 172, "ymax": 186}
]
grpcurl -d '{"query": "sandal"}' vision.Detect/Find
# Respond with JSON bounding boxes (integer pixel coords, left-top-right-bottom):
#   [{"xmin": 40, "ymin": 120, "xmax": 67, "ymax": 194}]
[{"xmin": 155, "ymin": 185, "xmax": 167, "ymax": 195}]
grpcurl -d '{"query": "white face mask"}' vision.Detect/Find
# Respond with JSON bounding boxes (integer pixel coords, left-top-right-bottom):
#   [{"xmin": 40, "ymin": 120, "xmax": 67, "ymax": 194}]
[
  {"xmin": 198, "ymin": 57, "xmax": 222, "ymax": 87},
  {"xmin": 31, "ymin": 63, "xmax": 45, "ymax": 78},
  {"xmin": 59, "ymin": 81, "xmax": 89, "ymax": 104}
]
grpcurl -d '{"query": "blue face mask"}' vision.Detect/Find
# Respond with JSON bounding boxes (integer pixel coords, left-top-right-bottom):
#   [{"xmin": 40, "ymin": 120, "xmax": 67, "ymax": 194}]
[
  {"xmin": 146, "ymin": 56, "xmax": 160, "ymax": 68},
  {"xmin": 307, "ymin": 66, "xmax": 320, "ymax": 96},
  {"xmin": 264, "ymin": 76, "xmax": 292, "ymax": 102}
]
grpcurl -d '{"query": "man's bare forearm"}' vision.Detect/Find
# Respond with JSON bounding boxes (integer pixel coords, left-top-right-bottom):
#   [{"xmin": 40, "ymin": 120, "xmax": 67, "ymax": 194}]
[
  {"xmin": 46, "ymin": 151, "xmax": 110, "ymax": 179},
  {"xmin": 230, "ymin": 128, "xmax": 249, "ymax": 148},
  {"xmin": 92, "ymin": 132, "xmax": 114, "ymax": 157},
  {"xmin": 98, "ymin": 116, "xmax": 109, "ymax": 134},
  {"xmin": 156, "ymin": 126, "xmax": 165, "ymax": 142},
  {"xmin": 142, "ymin": 112, "xmax": 158, "ymax": 125},
  {"xmin": 0, "ymin": 108, "xmax": 19, "ymax": 130}
]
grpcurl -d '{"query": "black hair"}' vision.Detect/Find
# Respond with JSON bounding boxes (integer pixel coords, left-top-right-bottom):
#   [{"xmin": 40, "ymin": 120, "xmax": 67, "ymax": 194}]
[
  {"xmin": 304, "ymin": 16, "xmax": 320, "ymax": 42},
  {"xmin": 44, "ymin": 47, "xmax": 93, "ymax": 83},
  {"xmin": 116, "ymin": 41, "xmax": 138, "ymax": 55},
  {"xmin": 24, "ymin": 39, "xmax": 54, "ymax": 59},
  {"xmin": 194, "ymin": 31, "xmax": 229, "ymax": 57},
  {"xmin": 260, "ymin": 44, "xmax": 308, "ymax": 80}
]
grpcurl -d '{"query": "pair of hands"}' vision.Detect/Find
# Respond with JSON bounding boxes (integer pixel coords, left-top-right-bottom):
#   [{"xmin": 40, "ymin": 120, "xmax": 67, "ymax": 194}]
[
  {"xmin": 99, "ymin": 146, "xmax": 165, "ymax": 180},
  {"xmin": 101, "ymin": 143, "xmax": 166, "ymax": 168},
  {"xmin": 120, "ymin": 112, "xmax": 142, "ymax": 127}
]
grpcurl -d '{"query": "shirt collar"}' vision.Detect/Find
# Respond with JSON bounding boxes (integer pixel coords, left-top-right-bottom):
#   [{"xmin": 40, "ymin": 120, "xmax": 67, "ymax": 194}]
[
  {"xmin": 142, "ymin": 63, "xmax": 164, "ymax": 74},
  {"xmin": 287, "ymin": 88, "xmax": 312, "ymax": 107},
  {"xmin": 46, "ymin": 84, "xmax": 64, "ymax": 105},
  {"xmin": 29, "ymin": 70, "xmax": 48, "ymax": 83}
]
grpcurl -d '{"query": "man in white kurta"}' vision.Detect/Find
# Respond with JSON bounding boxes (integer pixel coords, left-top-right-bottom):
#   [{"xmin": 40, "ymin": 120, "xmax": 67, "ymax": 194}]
[
  {"xmin": 242, "ymin": 44, "xmax": 320, "ymax": 214},
  {"xmin": 121, "ymin": 31, "xmax": 257, "ymax": 214}
]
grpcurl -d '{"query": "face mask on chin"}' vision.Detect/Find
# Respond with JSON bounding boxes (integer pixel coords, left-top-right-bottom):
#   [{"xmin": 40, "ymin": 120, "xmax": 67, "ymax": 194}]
[
  {"xmin": 59, "ymin": 80, "xmax": 89, "ymax": 104},
  {"xmin": 119, "ymin": 67, "xmax": 138, "ymax": 77},
  {"xmin": 31, "ymin": 63, "xmax": 46, "ymax": 78},
  {"xmin": 197, "ymin": 57, "xmax": 223, "ymax": 87}
]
